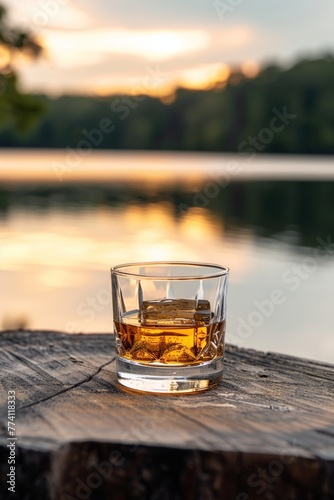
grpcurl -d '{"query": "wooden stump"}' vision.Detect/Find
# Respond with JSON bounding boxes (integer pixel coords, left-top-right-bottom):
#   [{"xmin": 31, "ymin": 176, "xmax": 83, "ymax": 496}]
[{"xmin": 0, "ymin": 330, "xmax": 333, "ymax": 499}]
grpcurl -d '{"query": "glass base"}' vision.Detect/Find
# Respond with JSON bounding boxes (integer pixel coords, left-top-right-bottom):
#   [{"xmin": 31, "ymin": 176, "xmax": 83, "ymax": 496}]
[{"xmin": 116, "ymin": 357, "xmax": 224, "ymax": 394}]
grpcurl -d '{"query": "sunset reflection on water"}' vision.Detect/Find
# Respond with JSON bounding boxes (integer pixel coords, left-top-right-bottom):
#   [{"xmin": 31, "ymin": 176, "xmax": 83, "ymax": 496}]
[
  {"xmin": 0, "ymin": 201, "xmax": 251, "ymax": 331},
  {"xmin": 1, "ymin": 154, "xmax": 334, "ymax": 364}
]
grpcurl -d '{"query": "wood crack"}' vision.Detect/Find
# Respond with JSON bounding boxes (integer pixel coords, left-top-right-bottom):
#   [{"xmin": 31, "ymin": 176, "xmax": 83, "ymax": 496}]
[
  {"xmin": 316, "ymin": 428, "xmax": 334, "ymax": 439},
  {"xmin": 17, "ymin": 357, "xmax": 115, "ymax": 412},
  {"xmin": 0, "ymin": 332, "xmax": 333, "ymax": 499}
]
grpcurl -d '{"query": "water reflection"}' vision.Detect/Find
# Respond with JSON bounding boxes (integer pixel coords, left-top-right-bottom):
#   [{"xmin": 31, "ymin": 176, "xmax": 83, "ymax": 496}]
[
  {"xmin": 0, "ymin": 180, "xmax": 334, "ymax": 363},
  {"xmin": 1, "ymin": 180, "xmax": 334, "ymax": 247}
]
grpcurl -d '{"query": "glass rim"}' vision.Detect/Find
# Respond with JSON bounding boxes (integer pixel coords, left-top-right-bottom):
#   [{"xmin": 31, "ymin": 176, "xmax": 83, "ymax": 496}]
[{"xmin": 111, "ymin": 261, "xmax": 229, "ymax": 280}]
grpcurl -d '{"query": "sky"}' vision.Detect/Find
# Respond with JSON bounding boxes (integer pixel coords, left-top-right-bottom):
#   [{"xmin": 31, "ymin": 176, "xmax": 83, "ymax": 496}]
[{"xmin": 4, "ymin": 0, "xmax": 334, "ymax": 96}]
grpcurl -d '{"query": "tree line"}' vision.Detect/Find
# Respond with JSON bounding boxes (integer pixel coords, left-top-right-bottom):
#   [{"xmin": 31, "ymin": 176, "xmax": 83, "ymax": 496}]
[
  {"xmin": 0, "ymin": 2, "xmax": 333, "ymax": 154},
  {"xmin": 1, "ymin": 180, "xmax": 334, "ymax": 248},
  {"xmin": 1, "ymin": 55, "xmax": 334, "ymax": 154}
]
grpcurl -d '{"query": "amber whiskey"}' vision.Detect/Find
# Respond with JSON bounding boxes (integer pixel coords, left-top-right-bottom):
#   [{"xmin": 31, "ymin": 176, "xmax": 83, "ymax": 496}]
[{"xmin": 114, "ymin": 299, "xmax": 225, "ymax": 366}]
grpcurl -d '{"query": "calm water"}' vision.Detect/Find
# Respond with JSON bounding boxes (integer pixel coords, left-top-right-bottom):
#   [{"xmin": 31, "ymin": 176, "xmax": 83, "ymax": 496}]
[{"xmin": 0, "ymin": 151, "xmax": 334, "ymax": 363}]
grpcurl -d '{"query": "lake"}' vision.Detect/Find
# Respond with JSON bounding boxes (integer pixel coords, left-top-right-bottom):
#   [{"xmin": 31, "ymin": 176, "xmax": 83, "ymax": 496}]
[{"xmin": 0, "ymin": 150, "xmax": 334, "ymax": 364}]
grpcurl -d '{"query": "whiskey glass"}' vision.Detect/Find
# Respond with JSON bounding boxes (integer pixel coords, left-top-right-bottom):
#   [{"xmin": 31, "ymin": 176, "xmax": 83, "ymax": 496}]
[{"xmin": 111, "ymin": 262, "xmax": 229, "ymax": 394}]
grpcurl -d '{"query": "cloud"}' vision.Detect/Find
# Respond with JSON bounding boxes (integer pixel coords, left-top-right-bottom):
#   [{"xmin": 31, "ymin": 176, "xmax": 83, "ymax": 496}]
[
  {"xmin": 78, "ymin": 0, "xmax": 219, "ymax": 29},
  {"xmin": 5, "ymin": 0, "xmax": 92, "ymax": 30},
  {"xmin": 41, "ymin": 28, "xmax": 211, "ymax": 62},
  {"xmin": 16, "ymin": 24, "xmax": 256, "ymax": 95},
  {"xmin": 5, "ymin": 0, "xmax": 334, "ymax": 95}
]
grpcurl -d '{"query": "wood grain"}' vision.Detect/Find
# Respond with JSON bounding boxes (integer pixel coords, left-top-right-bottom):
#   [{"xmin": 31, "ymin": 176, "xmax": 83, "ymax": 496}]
[{"xmin": 0, "ymin": 330, "xmax": 333, "ymax": 499}]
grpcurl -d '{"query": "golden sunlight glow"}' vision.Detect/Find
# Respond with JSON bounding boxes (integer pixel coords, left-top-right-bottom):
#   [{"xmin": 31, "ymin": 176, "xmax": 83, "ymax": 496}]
[
  {"xmin": 0, "ymin": 196, "xmax": 261, "ymax": 333},
  {"xmin": 217, "ymin": 63, "xmax": 231, "ymax": 81},
  {"xmin": 0, "ymin": 151, "xmax": 208, "ymax": 185},
  {"xmin": 123, "ymin": 203, "xmax": 174, "ymax": 230},
  {"xmin": 93, "ymin": 80, "xmax": 176, "ymax": 99},
  {"xmin": 0, "ymin": 45, "xmax": 11, "ymax": 68},
  {"xmin": 93, "ymin": 63, "xmax": 231, "ymax": 97},
  {"xmin": 179, "ymin": 63, "xmax": 230, "ymax": 90},
  {"xmin": 241, "ymin": 60, "xmax": 260, "ymax": 78},
  {"xmin": 38, "ymin": 269, "xmax": 88, "ymax": 288},
  {"xmin": 9, "ymin": 0, "xmax": 260, "ymax": 97},
  {"xmin": 179, "ymin": 207, "xmax": 222, "ymax": 240},
  {"xmin": 42, "ymin": 29, "xmax": 210, "ymax": 62},
  {"xmin": 0, "ymin": 201, "xmax": 251, "ymax": 292}
]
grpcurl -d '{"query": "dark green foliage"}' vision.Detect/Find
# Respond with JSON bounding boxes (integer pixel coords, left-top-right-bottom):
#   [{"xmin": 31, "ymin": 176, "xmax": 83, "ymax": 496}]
[
  {"xmin": 0, "ymin": 5, "xmax": 45, "ymax": 132},
  {"xmin": 2, "ymin": 55, "xmax": 334, "ymax": 153},
  {"xmin": 1, "ymin": 181, "xmax": 334, "ymax": 248}
]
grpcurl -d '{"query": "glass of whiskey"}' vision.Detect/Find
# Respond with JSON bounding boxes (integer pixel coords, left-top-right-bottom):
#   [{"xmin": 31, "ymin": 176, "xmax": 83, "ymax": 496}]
[{"xmin": 111, "ymin": 262, "xmax": 229, "ymax": 394}]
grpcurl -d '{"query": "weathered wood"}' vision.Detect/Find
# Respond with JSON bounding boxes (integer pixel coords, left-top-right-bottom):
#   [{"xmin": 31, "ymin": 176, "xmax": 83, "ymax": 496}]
[{"xmin": 0, "ymin": 330, "xmax": 333, "ymax": 500}]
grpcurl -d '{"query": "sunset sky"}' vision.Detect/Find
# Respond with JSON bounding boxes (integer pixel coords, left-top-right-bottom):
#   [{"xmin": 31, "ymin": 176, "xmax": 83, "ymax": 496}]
[{"xmin": 4, "ymin": 0, "xmax": 334, "ymax": 96}]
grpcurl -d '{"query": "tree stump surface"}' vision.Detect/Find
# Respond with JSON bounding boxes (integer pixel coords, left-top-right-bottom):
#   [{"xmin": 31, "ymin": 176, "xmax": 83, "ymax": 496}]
[{"xmin": 0, "ymin": 330, "xmax": 333, "ymax": 500}]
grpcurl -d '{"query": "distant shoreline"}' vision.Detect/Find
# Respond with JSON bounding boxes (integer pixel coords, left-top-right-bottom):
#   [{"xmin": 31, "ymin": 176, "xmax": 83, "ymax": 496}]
[{"xmin": 0, "ymin": 150, "xmax": 334, "ymax": 184}]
